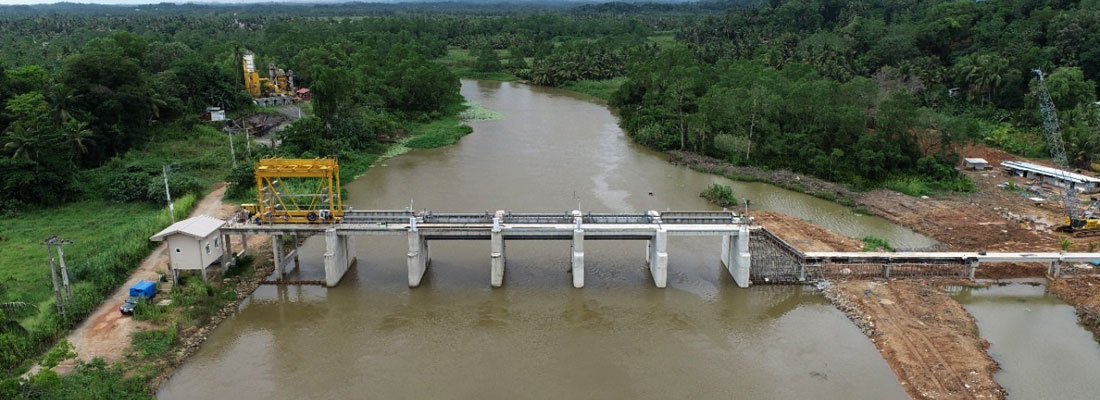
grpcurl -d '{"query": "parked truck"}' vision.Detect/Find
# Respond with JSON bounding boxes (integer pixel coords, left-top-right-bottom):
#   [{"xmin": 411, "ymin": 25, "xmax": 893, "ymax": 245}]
[{"xmin": 119, "ymin": 280, "xmax": 157, "ymax": 315}]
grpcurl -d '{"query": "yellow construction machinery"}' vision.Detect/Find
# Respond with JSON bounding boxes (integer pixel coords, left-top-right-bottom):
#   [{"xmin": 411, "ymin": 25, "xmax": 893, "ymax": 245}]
[
  {"xmin": 242, "ymin": 51, "xmax": 295, "ymax": 100},
  {"xmin": 250, "ymin": 158, "xmax": 342, "ymax": 224}
]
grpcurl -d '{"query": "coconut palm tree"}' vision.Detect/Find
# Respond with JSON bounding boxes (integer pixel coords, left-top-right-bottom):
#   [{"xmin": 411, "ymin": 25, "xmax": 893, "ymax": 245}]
[
  {"xmin": 3, "ymin": 123, "xmax": 43, "ymax": 161},
  {"xmin": 61, "ymin": 118, "xmax": 94, "ymax": 162},
  {"xmin": 0, "ymin": 301, "xmax": 38, "ymax": 335}
]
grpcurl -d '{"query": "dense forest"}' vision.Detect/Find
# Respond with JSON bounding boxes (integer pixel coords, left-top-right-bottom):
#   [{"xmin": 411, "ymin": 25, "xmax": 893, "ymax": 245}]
[{"xmin": 2, "ymin": 0, "xmax": 1100, "ymax": 397}]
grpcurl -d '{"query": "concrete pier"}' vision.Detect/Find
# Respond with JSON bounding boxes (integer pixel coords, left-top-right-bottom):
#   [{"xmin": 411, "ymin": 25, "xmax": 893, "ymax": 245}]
[
  {"xmin": 570, "ymin": 210, "xmax": 584, "ymax": 288},
  {"xmin": 220, "ymin": 233, "xmax": 233, "ymax": 268},
  {"xmin": 324, "ymin": 228, "xmax": 356, "ymax": 287},
  {"xmin": 721, "ymin": 225, "xmax": 751, "ymax": 288},
  {"xmin": 491, "ymin": 214, "xmax": 506, "ymax": 288},
  {"xmin": 647, "ymin": 228, "xmax": 669, "ymax": 288},
  {"xmin": 272, "ymin": 234, "xmax": 284, "ymax": 280},
  {"xmin": 407, "ymin": 218, "xmax": 430, "ymax": 287},
  {"xmin": 572, "ymin": 228, "xmax": 585, "ymax": 288},
  {"xmin": 1049, "ymin": 260, "xmax": 1063, "ymax": 278}
]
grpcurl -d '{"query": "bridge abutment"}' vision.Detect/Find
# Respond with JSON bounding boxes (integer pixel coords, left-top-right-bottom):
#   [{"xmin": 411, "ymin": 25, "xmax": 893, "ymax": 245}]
[{"xmin": 324, "ymin": 229, "xmax": 356, "ymax": 287}]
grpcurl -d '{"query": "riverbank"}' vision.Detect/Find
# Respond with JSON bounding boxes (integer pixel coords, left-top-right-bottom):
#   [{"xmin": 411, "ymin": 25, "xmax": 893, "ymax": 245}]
[
  {"xmin": 669, "ymin": 148, "xmax": 1067, "ymax": 253},
  {"xmin": 755, "ymin": 206, "xmax": 1007, "ymax": 400},
  {"xmin": 824, "ymin": 280, "xmax": 1006, "ymax": 400},
  {"xmin": 1049, "ymin": 276, "xmax": 1100, "ymax": 340},
  {"xmin": 32, "ymin": 185, "xmax": 274, "ymax": 397}
]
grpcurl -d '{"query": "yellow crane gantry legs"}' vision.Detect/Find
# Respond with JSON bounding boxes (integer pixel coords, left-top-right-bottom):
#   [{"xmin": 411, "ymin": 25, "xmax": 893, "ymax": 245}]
[{"xmin": 253, "ymin": 157, "xmax": 342, "ymax": 224}]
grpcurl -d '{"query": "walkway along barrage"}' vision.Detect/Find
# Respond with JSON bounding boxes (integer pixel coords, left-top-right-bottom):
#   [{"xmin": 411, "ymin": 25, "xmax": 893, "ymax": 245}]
[{"xmin": 216, "ymin": 209, "xmax": 1100, "ymax": 288}]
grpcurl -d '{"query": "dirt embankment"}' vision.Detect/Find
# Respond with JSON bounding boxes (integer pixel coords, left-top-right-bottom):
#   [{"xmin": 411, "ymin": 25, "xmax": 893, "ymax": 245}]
[
  {"xmin": 745, "ymin": 187, "xmax": 1012, "ymax": 400},
  {"xmin": 749, "ymin": 210, "xmax": 863, "ymax": 252},
  {"xmin": 1048, "ymin": 276, "xmax": 1100, "ymax": 340},
  {"xmin": 825, "ymin": 281, "xmax": 1006, "ymax": 400},
  {"xmin": 671, "ymin": 146, "xmax": 1070, "ymax": 253}
]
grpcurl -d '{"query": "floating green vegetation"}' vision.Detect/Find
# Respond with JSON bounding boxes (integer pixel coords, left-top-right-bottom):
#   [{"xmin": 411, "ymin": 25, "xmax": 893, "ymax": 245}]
[{"xmin": 459, "ymin": 100, "xmax": 503, "ymax": 121}]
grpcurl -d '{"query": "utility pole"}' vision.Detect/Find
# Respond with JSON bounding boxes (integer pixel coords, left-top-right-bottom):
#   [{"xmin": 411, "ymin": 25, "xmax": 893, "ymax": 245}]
[
  {"xmin": 244, "ymin": 127, "xmax": 252, "ymax": 160},
  {"xmin": 163, "ymin": 165, "xmax": 175, "ymax": 223},
  {"xmin": 55, "ymin": 238, "xmax": 73, "ymax": 299},
  {"xmin": 228, "ymin": 131, "xmax": 238, "ymax": 168},
  {"xmin": 43, "ymin": 235, "xmax": 73, "ymax": 315}
]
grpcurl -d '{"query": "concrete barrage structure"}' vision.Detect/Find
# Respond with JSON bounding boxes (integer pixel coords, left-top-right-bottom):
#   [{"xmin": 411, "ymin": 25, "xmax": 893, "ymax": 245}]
[
  {"xmin": 221, "ymin": 210, "xmax": 754, "ymax": 288},
  {"xmin": 217, "ymin": 209, "xmax": 1100, "ymax": 288}
]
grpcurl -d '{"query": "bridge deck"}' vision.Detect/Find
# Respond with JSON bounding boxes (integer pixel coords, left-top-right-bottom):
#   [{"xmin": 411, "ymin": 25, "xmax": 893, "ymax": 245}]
[
  {"xmin": 803, "ymin": 252, "xmax": 1100, "ymax": 264},
  {"xmin": 222, "ymin": 210, "xmax": 750, "ymax": 239}
]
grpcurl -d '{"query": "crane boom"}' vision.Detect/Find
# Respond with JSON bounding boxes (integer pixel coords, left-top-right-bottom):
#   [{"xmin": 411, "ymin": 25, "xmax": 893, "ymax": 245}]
[{"xmin": 1033, "ymin": 69, "xmax": 1082, "ymax": 220}]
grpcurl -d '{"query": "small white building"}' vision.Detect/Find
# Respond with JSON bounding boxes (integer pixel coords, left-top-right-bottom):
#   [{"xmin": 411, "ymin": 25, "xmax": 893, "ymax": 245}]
[
  {"xmin": 203, "ymin": 107, "xmax": 225, "ymax": 122},
  {"xmin": 1002, "ymin": 160, "xmax": 1100, "ymax": 194},
  {"xmin": 964, "ymin": 158, "xmax": 990, "ymax": 170},
  {"xmin": 150, "ymin": 215, "xmax": 227, "ymax": 282}
]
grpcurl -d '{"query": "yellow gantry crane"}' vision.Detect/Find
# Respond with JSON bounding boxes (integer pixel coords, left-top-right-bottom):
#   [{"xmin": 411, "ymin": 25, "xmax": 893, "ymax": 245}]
[{"xmin": 248, "ymin": 158, "xmax": 342, "ymax": 224}]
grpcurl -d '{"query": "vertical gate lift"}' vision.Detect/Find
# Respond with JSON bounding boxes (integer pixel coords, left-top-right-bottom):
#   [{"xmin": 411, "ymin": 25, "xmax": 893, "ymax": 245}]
[{"xmin": 254, "ymin": 158, "xmax": 343, "ymax": 224}]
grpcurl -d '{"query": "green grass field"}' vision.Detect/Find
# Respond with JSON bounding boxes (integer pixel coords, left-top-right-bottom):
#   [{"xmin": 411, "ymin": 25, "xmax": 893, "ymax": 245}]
[
  {"xmin": 560, "ymin": 77, "xmax": 627, "ymax": 102},
  {"xmin": 438, "ymin": 47, "xmax": 521, "ymax": 81},
  {"xmin": 0, "ymin": 123, "xmax": 231, "ymax": 329}
]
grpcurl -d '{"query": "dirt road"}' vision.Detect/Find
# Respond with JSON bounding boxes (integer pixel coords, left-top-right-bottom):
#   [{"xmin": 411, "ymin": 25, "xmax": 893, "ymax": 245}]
[
  {"xmin": 829, "ymin": 281, "xmax": 1006, "ymax": 400},
  {"xmin": 54, "ymin": 184, "xmax": 244, "ymax": 374}
]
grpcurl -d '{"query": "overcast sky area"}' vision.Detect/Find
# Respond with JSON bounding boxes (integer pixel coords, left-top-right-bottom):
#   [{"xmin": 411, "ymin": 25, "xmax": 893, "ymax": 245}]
[{"xmin": 0, "ymin": 0, "xmax": 374, "ymax": 4}]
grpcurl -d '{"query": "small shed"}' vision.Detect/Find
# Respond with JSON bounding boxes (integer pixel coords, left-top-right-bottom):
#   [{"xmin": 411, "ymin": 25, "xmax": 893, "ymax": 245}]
[
  {"xmin": 150, "ymin": 215, "xmax": 226, "ymax": 283},
  {"xmin": 964, "ymin": 158, "xmax": 990, "ymax": 170},
  {"xmin": 202, "ymin": 107, "xmax": 225, "ymax": 122},
  {"xmin": 296, "ymin": 88, "xmax": 311, "ymax": 101}
]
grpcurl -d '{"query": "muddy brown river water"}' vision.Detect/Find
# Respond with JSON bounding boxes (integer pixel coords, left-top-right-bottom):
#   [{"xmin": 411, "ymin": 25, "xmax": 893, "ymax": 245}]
[
  {"xmin": 953, "ymin": 281, "xmax": 1100, "ymax": 400},
  {"xmin": 158, "ymin": 80, "xmax": 931, "ymax": 398}
]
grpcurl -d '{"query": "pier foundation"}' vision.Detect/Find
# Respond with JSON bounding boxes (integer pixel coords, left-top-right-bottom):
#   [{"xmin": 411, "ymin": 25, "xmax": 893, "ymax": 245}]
[
  {"xmin": 407, "ymin": 230, "xmax": 430, "ymax": 287},
  {"xmin": 646, "ymin": 228, "xmax": 669, "ymax": 288},
  {"xmin": 272, "ymin": 234, "xmax": 284, "ymax": 281},
  {"xmin": 572, "ymin": 228, "xmax": 584, "ymax": 288},
  {"xmin": 721, "ymin": 225, "xmax": 751, "ymax": 288},
  {"xmin": 324, "ymin": 228, "xmax": 356, "ymax": 287},
  {"xmin": 966, "ymin": 260, "xmax": 978, "ymax": 280},
  {"xmin": 491, "ymin": 214, "xmax": 506, "ymax": 287}
]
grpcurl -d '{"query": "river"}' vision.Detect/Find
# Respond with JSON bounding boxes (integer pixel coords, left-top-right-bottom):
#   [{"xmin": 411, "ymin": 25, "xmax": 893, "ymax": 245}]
[
  {"xmin": 953, "ymin": 280, "xmax": 1100, "ymax": 400},
  {"xmin": 159, "ymin": 80, "xmax": 924, "ymax": 398}
]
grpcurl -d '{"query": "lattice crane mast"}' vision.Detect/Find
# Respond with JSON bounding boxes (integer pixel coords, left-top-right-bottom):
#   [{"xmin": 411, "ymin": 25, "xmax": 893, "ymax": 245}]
[{"xmin": 1033, "ymin": 69, "xmax": 1098, "ymax": 234}]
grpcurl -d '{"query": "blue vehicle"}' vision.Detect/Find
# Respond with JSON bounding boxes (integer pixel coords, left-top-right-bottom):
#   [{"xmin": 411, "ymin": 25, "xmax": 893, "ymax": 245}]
[{"xmin": 120, "ymin": 280, "xmax": 157, "ymax": 315}]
